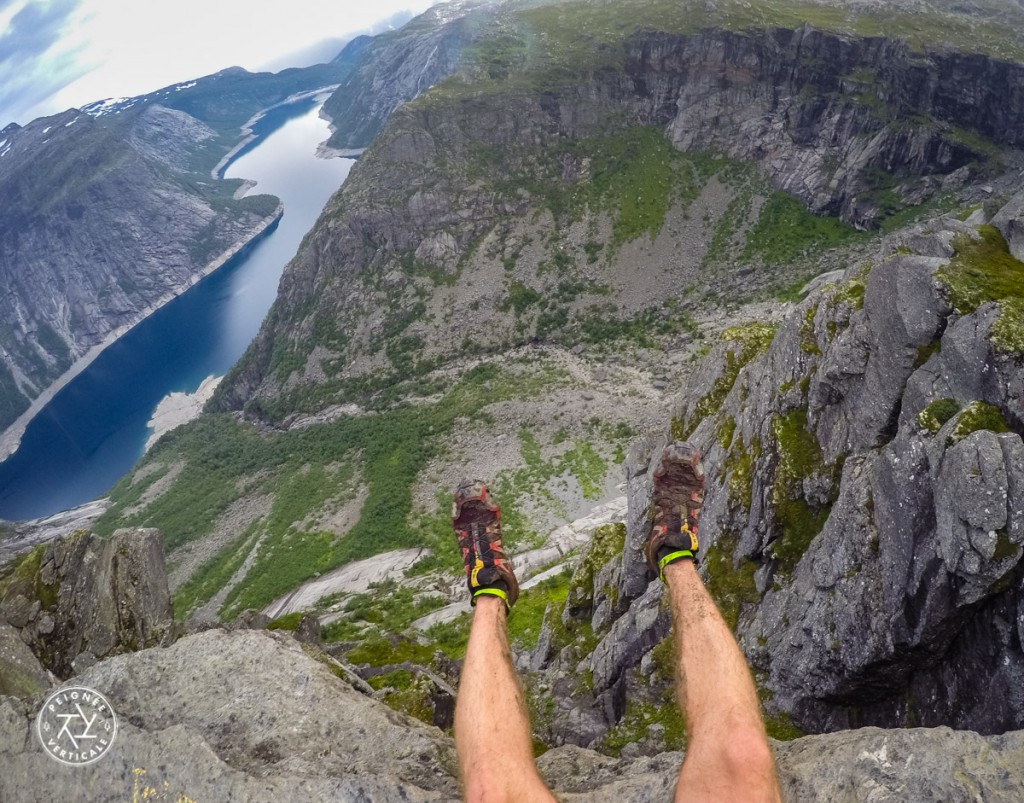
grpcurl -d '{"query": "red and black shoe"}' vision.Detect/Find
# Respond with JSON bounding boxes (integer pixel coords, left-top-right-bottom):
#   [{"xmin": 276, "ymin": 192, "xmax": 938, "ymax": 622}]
[
  {"xmin": 644, "ymin": 442, "xmax": 705, "ymax": 581},
  {"xmin": 452, "ymin": 480, "xmax": 519, "ymax": 609}
]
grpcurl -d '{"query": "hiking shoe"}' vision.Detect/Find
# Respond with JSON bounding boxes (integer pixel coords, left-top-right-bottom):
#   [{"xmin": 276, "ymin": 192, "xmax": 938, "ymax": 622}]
[
  {"xmin": 644, "ymin": 442, "xmax": 705, "ymax": 581},
  {"xmin": 452, "ymin": 480, "xmax": 519, "ymax": 609}
]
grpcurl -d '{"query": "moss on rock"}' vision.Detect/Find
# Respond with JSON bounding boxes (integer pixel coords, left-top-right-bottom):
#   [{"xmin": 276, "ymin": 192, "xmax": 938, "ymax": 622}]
[
  {"xmin": 704, "ymin": 533, "xmax": 760, "ymax": 631},
  {"xmin": 937, "ymin": 225, "xmax": 1024, "ymax": 353},
  {"xmin": 675, "ymin": 323, "xmax": 776, "ymax": 438},
  {"xmin": 770, "ymin": 409, "xmax": 838, "ymax": 577},
  {"xmin": 917, "ymin": 398, "xmax": 960, "ymax": 433},
  {"xmin": 947, "ymin": 401, "xmax": 1011, "ymax": 445}
]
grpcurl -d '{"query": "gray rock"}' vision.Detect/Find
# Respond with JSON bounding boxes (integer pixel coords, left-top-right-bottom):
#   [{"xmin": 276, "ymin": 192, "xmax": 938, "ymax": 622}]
[
  {"xmin": 4, "ymin": 625, "xmax": 1024, "ymax": 801},
  {"xmin": 589, "ymin": 581, "xmax": 669, "ymax": 693},
  {"xmin": 991, "ymin": 185, "xmax": 1024, "ymax": 261},
  {"xmin": 935, "ymin": 431, "xmax": 1022, "ymax": 604},
  {"xmin": 3, "ymin": 594, "xmax": 34, "ymax": 629},
  {"xmin": 46, "ymin": 529, "xmax": 172, "ymax": 677},
  {"xmin": 775, "ymin": 727, "xmax": 1024, "ymax": 803},
  {"xmin": 294, "ymin": 613, "xmax": 323, "ymax": 644},
  {"xmin": 230, "ymin": 609, "xmax": 271, "ymax": 630},
  {"xmin": 0, "ymin": 622, "xmax": 52, "ymax": 699},
  {"xmin": 1, "ymin": 529, "xmax": 172, "ymax": 679}
]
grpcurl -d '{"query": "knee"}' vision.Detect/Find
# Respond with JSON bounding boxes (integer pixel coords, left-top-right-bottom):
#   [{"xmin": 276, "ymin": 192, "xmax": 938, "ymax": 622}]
[{"xmin": 719, "ymin": 724, "xmax": 778, "ymax": 785}]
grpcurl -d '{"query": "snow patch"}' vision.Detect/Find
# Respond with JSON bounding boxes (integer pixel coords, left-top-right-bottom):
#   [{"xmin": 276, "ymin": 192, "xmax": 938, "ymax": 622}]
[
  {"xmin": 41, "ymin": 126, "xmax": 51, "ymax": 134},
  {"xmin": 82, "ymin": 97, "xmax": 134, "ymax": 117},
  {"xmin": 64, "ymin": 117, "xmax": 78, "ymax": 127},
  {"xmin": 174, "ymin": 80, "xmax": 198, "ymax": 91}
]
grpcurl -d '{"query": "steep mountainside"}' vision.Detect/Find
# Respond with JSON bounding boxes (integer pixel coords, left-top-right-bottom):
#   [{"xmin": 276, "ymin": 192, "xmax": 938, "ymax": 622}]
[
  {"xmin": 23, "ymin": 0, "xmax": 1024, "ymax": 770},
  {"xmin": 217, "ymin": 14, "xmax": 1021, "ymax": 420},
  {"xmin": 322, "ymin": 1, "xmax": 489, "ymax": 150},
  {"xmin": 0, "ymin": 63, "xmax": 355, "ymax": 438}
]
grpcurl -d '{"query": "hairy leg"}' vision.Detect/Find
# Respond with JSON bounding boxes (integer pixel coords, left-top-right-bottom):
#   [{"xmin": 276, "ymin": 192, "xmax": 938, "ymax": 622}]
[
  {"xmin": 665, "ymin": 560, "xmax": 782, "ymax": 802},
  {"xmin": 454, "ymin": 596, "xmax": 557, "ymax": 803}
]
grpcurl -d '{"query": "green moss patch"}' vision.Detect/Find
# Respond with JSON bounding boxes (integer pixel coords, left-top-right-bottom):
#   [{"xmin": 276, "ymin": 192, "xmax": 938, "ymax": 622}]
[
  {"xmin": 724, "ymin": 437, "xmax": 761, "ymax": 512},
  {"xmin": 0, "ymin": 543, "xmax": 59, "ymax": 611},
  {"xmin": 266, "ymin": 611, "xmax": 304, "ymax": 631},
  {"xmin": 917, "ymin": 398, "xmax": 960, "ymax": 434},
  {"xmin": 704, "ymin": 534, "xmax": 760, "ymax": 631},
  {"xmin": 937, "ymin": 225, "xmax": 1024, "ymax": 353},
  {"xmin": 674, "ymin": 323, "xmax": 776, "ymax": 439},
  {"xmin": 947, "ymin": 401, "xmax": 1011, "ymax": 446},
  {"xmin": 770, "ymin": 409, "xmax": 838, "ymax": 576},
  {"xmin": 345, "ymin": 635, "xmax": 434, "ymax": 668},
  {"xmin": 508, "ymin": 573, "xmax": 571, "ymax": 650},
  {"xmin": 600, "ymin": 699, "xmax": 686, "ymax": 757},
  {"xmin": 742, "ymin": 191, "xmax": 864, "ymax": 266}
]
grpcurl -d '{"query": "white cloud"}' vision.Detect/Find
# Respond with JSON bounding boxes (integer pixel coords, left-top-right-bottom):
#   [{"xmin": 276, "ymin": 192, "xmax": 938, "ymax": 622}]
[{"xmin": 2, "ymin": 0, "xmax": 442, "ymax": 126}]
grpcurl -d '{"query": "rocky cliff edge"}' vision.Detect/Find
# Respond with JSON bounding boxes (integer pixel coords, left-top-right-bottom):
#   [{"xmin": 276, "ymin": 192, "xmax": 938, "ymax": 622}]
[{"xmin": 2, "ymin": 529, "xmax": 1024, "ymax": 800}]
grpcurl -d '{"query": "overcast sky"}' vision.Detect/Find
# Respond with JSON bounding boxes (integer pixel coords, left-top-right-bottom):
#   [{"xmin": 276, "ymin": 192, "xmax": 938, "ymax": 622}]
[{"xmin": 0, "ymin": 0, "xmax": 443, "ymax": 127}]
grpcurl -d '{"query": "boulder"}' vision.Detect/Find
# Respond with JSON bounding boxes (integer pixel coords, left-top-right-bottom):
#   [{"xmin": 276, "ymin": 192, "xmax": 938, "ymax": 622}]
[
  {"xmin": 0, "ymin": 622, "xmax": 52, "ymax": 699},
  {"xmin": 0, "ymin": 529, "xmax": 173, "ymax": 678}
]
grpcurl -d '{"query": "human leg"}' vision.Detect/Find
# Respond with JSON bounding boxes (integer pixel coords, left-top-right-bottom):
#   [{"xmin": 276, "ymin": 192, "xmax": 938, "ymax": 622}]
[
  {"xmin": 454, "ymin": 596, "xmax": 557, "ymax": 803},
  {"xmin": 665, "ymin": 560, "xmax": 781, "ymax": 802},
  {"xmin": 451, "ymin": 480, "xmax": 555, "ymax": 803},
  {"xmin": 644, "ymin": 443, "xmax": 781, "ymax": 802}
]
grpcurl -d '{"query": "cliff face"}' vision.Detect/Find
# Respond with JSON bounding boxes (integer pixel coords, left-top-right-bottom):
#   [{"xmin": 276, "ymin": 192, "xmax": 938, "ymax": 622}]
[
  {"xmin": 634, "ymin": 26, "xmax": 1024, "ymax": 225},
  {"xmin": 656, "ymin": 209, "xmax": 1024, "ymax": 733},
  {"xmin": 0, "ymin": 106, "xmax": 278, "ymax": 433},
  {"xmin": 322, "ymin": 1, "xmax": 489, "ymax": 150},
  {"xmin": 0, "ymin": 61, "xmax": 357, "ymax": 436},
  {"xmin": 219, "ymin": 20, "xmax": 1015, "ymax": 418}
]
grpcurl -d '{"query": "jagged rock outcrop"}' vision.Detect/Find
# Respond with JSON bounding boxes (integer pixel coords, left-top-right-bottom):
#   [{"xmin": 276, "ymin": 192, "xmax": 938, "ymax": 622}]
[
  {"xmin": 2, "ymin": 626, "xmax": 1023, "ymax": 801},
  {"xmin": 0, "ymin": 529, "xmax": 172, "ymax": 680},
  {"xmin": 656, "ymin": 204, "xmax": 1024, "ymax": 733}
]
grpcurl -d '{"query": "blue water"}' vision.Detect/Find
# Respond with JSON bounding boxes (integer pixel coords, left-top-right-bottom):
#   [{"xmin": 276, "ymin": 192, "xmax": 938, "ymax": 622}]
[{"xmin": 0, "ymin": 94, "xmax": 354, "ymax": 520}]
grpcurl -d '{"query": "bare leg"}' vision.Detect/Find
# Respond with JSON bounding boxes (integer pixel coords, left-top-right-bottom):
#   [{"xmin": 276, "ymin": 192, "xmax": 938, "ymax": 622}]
[
  {"xmin": 454, "ymin": 596, "xmax": 557, "ymax": 803},
  {"xmin": 664, "ymin": 560, "xmax": 782, "ymax": 802}
]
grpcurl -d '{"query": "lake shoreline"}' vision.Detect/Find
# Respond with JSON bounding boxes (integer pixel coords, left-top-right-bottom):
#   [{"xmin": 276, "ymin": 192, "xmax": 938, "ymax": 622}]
[{"xmin": 0, "ymin": 205, "xmax": 283, "ymax": 465}]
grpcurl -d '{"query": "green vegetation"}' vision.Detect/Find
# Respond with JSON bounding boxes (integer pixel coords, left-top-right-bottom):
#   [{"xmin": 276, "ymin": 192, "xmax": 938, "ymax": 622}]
[
  {"xmin": 266, "ymin": 611, "xmax": 304, "ymax": 631},
  {"xmin": 471, "ymin": 126, "xmax": 705, "ymax": 256},
  {"xmin": 500, "ymin": 281, "xmax": 543, "ymax": 315},
  {"xmin": 322, "ymin": 582, "xmax": 447, "ymax": 642},
  {"xmin": 917, "ymin": 398, "xmax": 960, "ymax": 434},
  {"xmin": 565, "ymin": 523, "xmax": 626, "ymax": 617},
  {"xmin": 600, "ymin": 699, "xmax": 686, "ymax": 756},
  {"xmin": 742, "ymin": 192, "xmax": 864, "ymax": 265},
  {"xmin": 937, "ymin": 226, "xmax": 1024, "ymax": 353},
  {"xmin": 424, "ymin": 614, "xmax": 472, "ymax": 660},
  {"xmin": 0, "ymin": 542, "xmax": 60, "ymax": 610},
  {"xmin": 800, "ymin": 305, "xmax": 822, "ymax": 355},
  {"xmin": 508, "ymin": 573, "xmax": 571, "ymax": 650},
  {"xmin": 704, "ymin": 534, "xmax": 760, "ymax": 631},
  {"xmin": 724, "ymin": 438, "xmax": 761, "ymax": 512},
  {"xmin": 947, "ymin": 401, "xmax": 1011, "ymax": 446},
  {"xmin": 172, "ymin": 526, "xmax": 258, "ymax": 619},
  {"xmin": 100, "ymin": 363, "xmax": 577, "ymax": 618},
  {"xmin": 770, "ymin": 409, "xmax": 838, "ymax": 576},
  {"xmin": 673, "ymin": 323, "xmax": 776, "ymax": 439},
  {"xmin": 494, "ymin": 429, "xmax": 611, "ymax": 545},
  {"xmin": 345, "ymin": 635, "xmax": 435, "ymax": 667}
]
